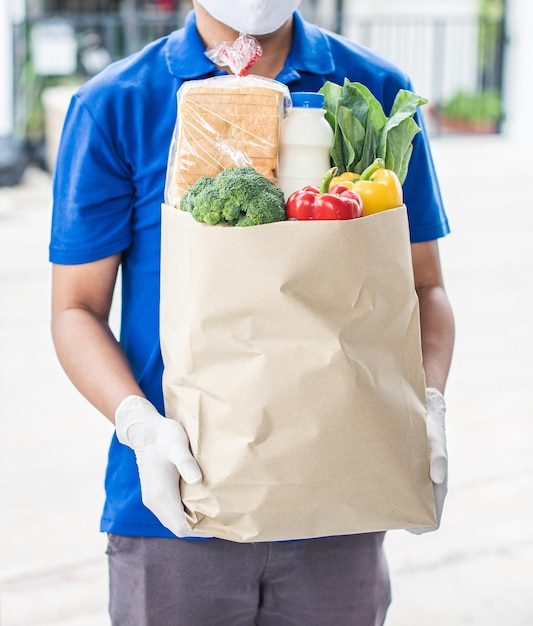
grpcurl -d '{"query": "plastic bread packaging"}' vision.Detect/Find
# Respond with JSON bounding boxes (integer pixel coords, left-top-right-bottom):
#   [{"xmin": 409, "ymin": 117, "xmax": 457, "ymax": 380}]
[{"xmin": 164, "ymin": 34, "xmax": 292, "ymax": 207}]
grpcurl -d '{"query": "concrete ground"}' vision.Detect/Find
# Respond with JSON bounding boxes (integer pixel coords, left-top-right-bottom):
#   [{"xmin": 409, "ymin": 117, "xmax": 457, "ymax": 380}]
[{"xmin": 1, "ymin": 134, "xmax": 532, "ymax": 625}]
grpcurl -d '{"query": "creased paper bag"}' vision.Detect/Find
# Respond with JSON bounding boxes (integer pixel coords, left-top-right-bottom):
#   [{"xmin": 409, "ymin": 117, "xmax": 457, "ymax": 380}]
[{"xmin": 160, "ymin": 204, "xmax": 436, "ymax": 542}]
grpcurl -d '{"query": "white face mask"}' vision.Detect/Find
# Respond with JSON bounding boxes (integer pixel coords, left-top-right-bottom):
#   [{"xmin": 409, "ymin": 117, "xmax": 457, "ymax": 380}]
[{"xmin": 196, "ymin": 0, "xmax": 302, "ymax": 36}]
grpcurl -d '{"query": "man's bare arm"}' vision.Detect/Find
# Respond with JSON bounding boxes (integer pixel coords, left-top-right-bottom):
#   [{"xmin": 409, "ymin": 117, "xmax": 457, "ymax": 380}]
[
  {"xmin": 51, "ymin": 254, "xmax": 143, "ymax": 423},
  {"xmin": 411, "ymin": 240, "xmax": 455, "ymax": 393}
]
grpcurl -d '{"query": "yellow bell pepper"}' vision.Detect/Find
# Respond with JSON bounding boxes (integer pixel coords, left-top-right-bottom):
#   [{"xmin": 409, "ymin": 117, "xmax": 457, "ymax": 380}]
[
  {"xmin": 329, "ymin": 158, "xmax": 403, "ymax": 216},
  {"xmin": 330, "ymin": 171, "xmax": 359, "ymax": 189}
]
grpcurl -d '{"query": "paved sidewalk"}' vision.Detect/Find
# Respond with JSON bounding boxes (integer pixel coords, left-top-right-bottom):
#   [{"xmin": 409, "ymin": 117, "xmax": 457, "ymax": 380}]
[{"xmin": 1, "ymin": 135, "xmax": 532, "ymax": 625}]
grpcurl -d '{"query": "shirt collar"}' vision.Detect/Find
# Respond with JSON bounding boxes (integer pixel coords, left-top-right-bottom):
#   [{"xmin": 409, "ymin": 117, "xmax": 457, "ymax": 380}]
[
  {"xmin": 165, "ymin": 11, "xmax": 220, "ymax": 80},
  {"xmin": 165, "ymin": 10, "xmax": 335, "ymax": 82},
  {"xmin": 279, "ymin": 11, "xmax": 335, "ymax": 82}
]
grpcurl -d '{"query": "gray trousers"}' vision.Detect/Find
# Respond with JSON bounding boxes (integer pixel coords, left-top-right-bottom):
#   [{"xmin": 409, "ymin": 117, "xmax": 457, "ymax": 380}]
[{"xmin": 107, "ymin": 532, "xmax": 391, "ymax": 626}]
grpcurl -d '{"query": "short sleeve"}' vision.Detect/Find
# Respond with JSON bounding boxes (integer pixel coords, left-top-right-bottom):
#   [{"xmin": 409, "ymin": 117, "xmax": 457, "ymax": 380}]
[
  {"xmin": 49, "ymin": 92, "xmax": 134, "ymax": 264},
  {"xmin": 402, "ymin": 112, "xmax": 450, "ymax": 243}
]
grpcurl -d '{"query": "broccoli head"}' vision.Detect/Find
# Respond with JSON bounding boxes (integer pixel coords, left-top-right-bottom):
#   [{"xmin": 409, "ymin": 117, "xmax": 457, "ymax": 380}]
[
  {"xmin": 179, "ymin": 175, "xmax": 214, "ymax": 215},
  {"xmin": 179, "ymin": 167, "xmax": 286, "ymax": 227}
]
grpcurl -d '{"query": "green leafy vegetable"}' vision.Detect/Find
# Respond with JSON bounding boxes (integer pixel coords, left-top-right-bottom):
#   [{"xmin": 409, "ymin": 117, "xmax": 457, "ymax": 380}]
[{"xmin": 319, "ymin": 79, "xmax": 428, "ymax": 184}]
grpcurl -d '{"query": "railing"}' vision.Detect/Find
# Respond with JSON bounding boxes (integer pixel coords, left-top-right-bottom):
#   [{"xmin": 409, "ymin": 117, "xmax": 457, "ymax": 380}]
[
  {"xmin": 12, "ymin": 9, "xmax": 506, "ymax": 156},
  {"xmin": 346, "ymin": 15, "xmax": 506, "ymax": 135}
]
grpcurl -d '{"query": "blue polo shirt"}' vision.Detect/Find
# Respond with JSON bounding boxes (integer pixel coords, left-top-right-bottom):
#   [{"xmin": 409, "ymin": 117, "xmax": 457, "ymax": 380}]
[{"xmin": 50, "ymin": 10, "xmax": 449, "ymax": 538}]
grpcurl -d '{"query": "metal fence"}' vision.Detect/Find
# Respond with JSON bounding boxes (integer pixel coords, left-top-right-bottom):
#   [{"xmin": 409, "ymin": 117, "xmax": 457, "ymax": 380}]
[
  {"xmin": 346, "ymin": 15, "xmax": 506, "ymax": 135},
  {"xmin": 12, "ymin": 8, "xmax": 506, "ymax": 157}
]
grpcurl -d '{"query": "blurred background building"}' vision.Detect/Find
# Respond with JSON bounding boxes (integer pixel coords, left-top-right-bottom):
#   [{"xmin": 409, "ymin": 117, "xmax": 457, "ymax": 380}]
[{"xmin": 1, "ymin": 0, "xmax": 528, "ymax": 183}]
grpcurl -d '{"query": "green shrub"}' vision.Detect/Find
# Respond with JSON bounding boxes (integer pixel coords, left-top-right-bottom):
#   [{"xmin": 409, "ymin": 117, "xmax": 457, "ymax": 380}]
[{"xmin": 440, "ymin": 90, "xmax": 501, "ymax": 124}]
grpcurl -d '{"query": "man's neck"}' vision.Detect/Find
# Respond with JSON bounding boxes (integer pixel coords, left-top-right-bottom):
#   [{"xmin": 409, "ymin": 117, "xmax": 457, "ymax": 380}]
[{"xmin": 193, "ymin": 4, "xmax": 293, "ymax": 79}]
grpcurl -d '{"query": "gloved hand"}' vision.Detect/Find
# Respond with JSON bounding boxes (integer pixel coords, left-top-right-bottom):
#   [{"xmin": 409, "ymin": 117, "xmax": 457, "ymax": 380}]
[
  {"xmin": 408, "ymin": 387, "xmax": 448, "ymax": 535},
  {"xmin": 115, "ymin": 395, "xmax": 203, "ymax": 537}
]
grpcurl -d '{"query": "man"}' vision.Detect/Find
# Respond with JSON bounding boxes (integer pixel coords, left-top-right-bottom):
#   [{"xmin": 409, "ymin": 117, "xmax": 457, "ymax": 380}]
[{"xmin": 50, "ymin": 1, "xmax": 454, "ymax": 624}]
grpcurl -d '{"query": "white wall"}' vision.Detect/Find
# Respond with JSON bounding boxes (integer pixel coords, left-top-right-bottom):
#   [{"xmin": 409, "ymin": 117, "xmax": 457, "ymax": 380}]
[{"xmin": 503, "ymin": 0, "xmax": 533, "ymax": 142}]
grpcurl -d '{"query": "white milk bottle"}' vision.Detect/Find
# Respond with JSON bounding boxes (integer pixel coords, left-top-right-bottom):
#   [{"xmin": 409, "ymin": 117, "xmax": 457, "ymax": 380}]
[{"xmin": 277, "ymin": 92, "xmax": 334, "ymax": 200}]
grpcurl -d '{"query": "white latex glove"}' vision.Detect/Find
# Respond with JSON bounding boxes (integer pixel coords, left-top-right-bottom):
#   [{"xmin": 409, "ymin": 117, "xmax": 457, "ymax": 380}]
[
  {"xmin": 115, "ymin": 395, "xmax": 203, "ymax": 537},
  {"xmin": 409, "ymin": 387, "xmax": 448, "ymax": 535}
]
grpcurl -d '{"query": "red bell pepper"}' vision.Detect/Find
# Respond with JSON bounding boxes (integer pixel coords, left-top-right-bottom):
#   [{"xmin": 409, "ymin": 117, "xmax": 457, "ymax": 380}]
[{"xmin": 286, "ymin": 168, "xmax": 363, "ymax": 220}]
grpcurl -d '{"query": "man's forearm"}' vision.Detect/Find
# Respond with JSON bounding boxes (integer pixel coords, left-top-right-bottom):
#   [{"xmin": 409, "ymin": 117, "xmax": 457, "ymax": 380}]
[
  {"xmin": 417, "ymin": 284, "xmax": 455, "ymax": 393},
  {"xmin": 52, "ymin": 307, "xmax": 143, "ymax": 423}
]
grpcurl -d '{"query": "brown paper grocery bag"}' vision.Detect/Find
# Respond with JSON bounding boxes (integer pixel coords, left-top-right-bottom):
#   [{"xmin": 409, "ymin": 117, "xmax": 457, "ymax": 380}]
[{"xmin": 160, "ymin": 204, "xmax": 436, "ymax": 542}]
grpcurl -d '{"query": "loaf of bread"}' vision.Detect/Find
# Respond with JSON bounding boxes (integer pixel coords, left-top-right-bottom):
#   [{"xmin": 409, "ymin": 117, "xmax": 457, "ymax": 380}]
[{"xmin": 165, "ymin": 79, "xmax": 287, "ymax": 206}]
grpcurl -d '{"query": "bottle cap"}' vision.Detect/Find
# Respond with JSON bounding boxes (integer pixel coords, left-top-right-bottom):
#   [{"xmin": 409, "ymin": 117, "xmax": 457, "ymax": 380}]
[{"xmin": 291, "ymin": 92, "xmax": 325, "ymax": 108}]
